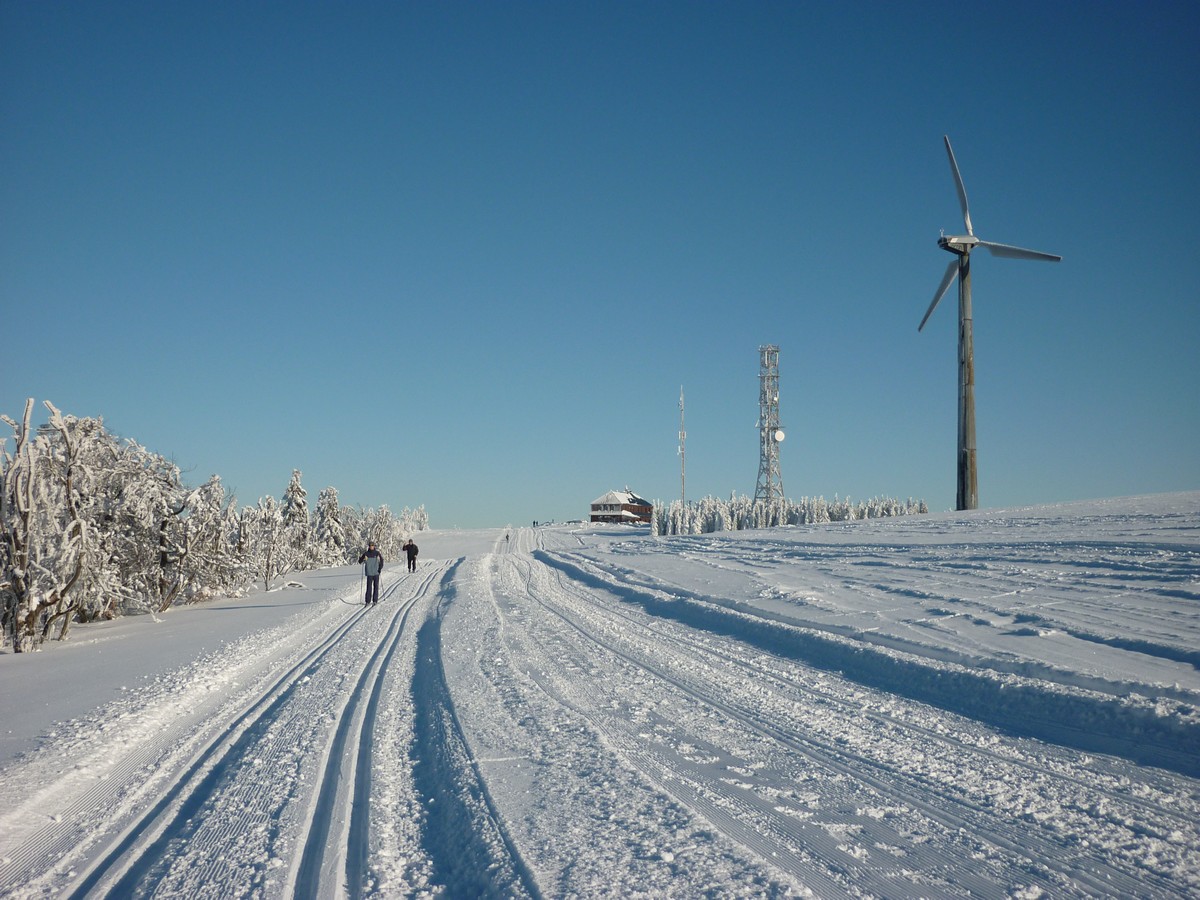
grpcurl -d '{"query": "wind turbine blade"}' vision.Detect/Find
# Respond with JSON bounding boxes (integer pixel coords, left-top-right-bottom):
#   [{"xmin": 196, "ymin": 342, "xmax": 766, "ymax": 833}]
[
  {"xmin": 919, "ymin": 259, "xmax": 959, "ymax": 332},
  {"xmin": 978, "ymin": 240, "xmax": 1062, "ymax": 262},
  {"xmin": 944, "ymin": 135, "xmax": 973, "ymax": 235}
]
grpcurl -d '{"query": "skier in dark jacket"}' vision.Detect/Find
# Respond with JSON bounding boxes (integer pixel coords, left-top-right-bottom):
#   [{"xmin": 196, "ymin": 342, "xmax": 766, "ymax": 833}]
[
  {"xmin": 358, "ymin": 541, "xmax": 384, "ymax": 605},
  {"xmin": 404, "ymin": 539, "xmax": 419, "ymax": 572}
]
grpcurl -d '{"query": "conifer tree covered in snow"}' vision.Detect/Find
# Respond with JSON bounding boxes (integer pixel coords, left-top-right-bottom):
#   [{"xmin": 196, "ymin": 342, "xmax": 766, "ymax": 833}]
[
  {"xmin": 313, "ymin": 486, "xmax": 348, "ymax": 566},
  {"xmin": 281, "ymin": 469, "xmax": 312, "ymax": 569},
  {"xmin": 181, "ymin": 475, "xmax": 247, "ymax": 601},
  {"xmin": 0, "ymin": 399, "xmax": 429, "ymax": 650}
]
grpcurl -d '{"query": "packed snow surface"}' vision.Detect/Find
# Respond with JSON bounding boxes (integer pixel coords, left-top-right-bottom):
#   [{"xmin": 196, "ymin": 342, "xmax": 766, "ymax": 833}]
[{"xmin": 1, "ymin": 493, "xmax": 1198, "ymax": 897}]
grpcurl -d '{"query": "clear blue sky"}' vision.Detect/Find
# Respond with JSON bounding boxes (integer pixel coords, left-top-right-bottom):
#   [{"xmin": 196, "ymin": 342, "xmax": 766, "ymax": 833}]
[{"xmin": 3, "ymin": 1, "xmax": 1198, "ymax": 528}]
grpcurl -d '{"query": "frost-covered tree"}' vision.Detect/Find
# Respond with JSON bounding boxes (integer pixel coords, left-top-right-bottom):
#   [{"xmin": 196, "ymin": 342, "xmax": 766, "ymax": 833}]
[
  {"xmin": 281, "ymin": 469, "xmax": 312, "ymax": 569},
  {"xmin": 2, "ymin": 398, "xmax": 432, "ymax": 646},
  {"xmin": 651, "ymin": 492, "xmax": 926, "ymax": 536},
  {"xmin": 1, "ymin": 401, "xmax": 89, "ymax": 650},
  {"xmin": 362, "ymin": 505, "xmax": 403, "ymax": 560},
  {"xmin": 105, "ymin": 441, "xmax": 193, "ymax": 616},
  {"xmin": 313, "ymin": 486, "xmax": 348, "ymax": 566},
  {"xmin": 240, "ymin": 496, "xmax": 298, "ymax": 591},
  {"xmin": 339, "ymin": 503, "xmax": 365, "ymax": 562},
  {"xmin": 341, "ymin": 503, "xmax": 426, "ymax": 563},
  {"xmin": 179, "ymin": 475, "xmax": 246, "ymax": 600},
  {"xmin": 0, "ymin": 400, "xmax": 234, "ymax": 645},
  {"xmin": 412, "ymin": 504, "xmax": 429, "ymax": 532},
  {"xmin": 72, "ymin": 432, "xmax": 229, "ymax": 619}
]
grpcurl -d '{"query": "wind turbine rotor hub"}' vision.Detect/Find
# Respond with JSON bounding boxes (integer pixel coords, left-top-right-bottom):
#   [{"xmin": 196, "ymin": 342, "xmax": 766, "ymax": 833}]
[{"xmin": 938, "ymin": 234, "xmax": 978, "ymax": 255}]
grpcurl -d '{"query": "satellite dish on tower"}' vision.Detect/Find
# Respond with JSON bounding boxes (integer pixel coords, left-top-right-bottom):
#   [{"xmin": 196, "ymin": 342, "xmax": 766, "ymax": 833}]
[{"xmin": 774, "ymin": 429, "xmax": 785, "ymax": 443}]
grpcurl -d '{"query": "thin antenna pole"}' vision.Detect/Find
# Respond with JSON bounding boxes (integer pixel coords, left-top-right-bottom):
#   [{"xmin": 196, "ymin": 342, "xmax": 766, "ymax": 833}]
[
  {"xmin": 754, "ymin": 346, "xmax": 784, "ymax": 504},
  {"xmin": 679, "ymin": 386, "xmax": 686, "ymax": 509}
]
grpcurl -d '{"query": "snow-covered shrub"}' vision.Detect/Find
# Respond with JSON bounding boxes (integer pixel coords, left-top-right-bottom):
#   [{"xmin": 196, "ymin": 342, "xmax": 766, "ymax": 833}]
[{"xmin": 651, "ymin": 493, "xmax": 926, "ymax": 536}]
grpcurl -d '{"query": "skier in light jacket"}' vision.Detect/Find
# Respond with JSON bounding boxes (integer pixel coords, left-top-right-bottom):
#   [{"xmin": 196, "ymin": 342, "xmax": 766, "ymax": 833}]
[{"xmin": 358, "ymin": 541, "xmax": 384, "ymax": 605}]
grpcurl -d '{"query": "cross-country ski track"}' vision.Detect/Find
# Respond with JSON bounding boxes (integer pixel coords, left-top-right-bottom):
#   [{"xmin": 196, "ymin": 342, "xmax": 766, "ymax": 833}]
[{"xmin": 1, "ymin": 498, "xmax": 1198, "ymax": 898}]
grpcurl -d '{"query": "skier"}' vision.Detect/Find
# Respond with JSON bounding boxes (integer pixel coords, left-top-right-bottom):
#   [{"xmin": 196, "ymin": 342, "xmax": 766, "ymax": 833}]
[
  {"xmin": 404, "ymin": 539, "xmax": 419, "ymax": 573},
  {"xmin": 358, "ymin": 541, "xmax": 384, "ymax": 605}
]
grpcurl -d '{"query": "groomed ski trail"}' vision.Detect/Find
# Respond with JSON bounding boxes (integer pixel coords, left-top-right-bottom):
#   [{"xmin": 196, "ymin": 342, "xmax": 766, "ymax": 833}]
[
  {"xmin": 1, "ymin": 567, "xmax": 448, "ymax": 899},
  {"xmin": 2, "ymin": 515, "xmax": 1197, "ymax": 898},
  {"xmin": 440, "ymin": 534, "xmax": 1200, "ymax": 898}
]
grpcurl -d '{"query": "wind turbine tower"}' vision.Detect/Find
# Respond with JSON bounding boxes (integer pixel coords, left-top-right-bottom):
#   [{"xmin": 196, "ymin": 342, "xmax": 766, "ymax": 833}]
[
  {"xmin": 754, "ymin": 345, "xmax": 785, "ymax": 504},
  {"xmin": 919, "ymin": 136, "xmax": 1061, "ymax": 510}
]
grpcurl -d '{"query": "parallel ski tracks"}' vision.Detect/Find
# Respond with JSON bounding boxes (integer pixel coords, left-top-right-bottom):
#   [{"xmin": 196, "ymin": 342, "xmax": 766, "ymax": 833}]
[
  {"xmin": 509, "ymin": 552, "xmax": 1187, "ymax": 898},
  {"xmin": 294, "ymin": 564, "xmax": 443, "ymax": 900},
  {"xmin": 561, "ymin": 554, "xmax": 1194, "ymax": 830},
  {"xmin": 56, "ymin": 566, "xmax": 445, "ymax": 900},
  {"xmin": 674, "ymin": 538, "xmax": 1198, "ymax": 684},
  {"xmin": 410, "ymin": 564, "xmax": 541, "ymax": 900}
]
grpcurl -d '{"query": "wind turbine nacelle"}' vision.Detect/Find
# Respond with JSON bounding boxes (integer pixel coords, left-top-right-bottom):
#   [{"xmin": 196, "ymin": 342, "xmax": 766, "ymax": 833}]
[{"xmin": 938, "ymin": 234, "xmax": 978, "ymax": 254}]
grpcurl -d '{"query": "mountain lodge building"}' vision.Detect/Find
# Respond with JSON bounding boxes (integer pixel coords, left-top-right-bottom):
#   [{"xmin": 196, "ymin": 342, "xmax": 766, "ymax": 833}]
[{"xmin": 589, "ymin": 489, "xmax": 653, "ymax": 524}]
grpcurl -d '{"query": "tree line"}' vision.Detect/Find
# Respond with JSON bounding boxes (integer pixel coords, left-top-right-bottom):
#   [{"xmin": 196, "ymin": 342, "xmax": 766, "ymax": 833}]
[
  {"xmin": 1, "ymin": 399, "xmax": 426, "ymax": 652},
  {"xmin": 652, "ymin": 493, "xmax": 927, "ymax": 536}
]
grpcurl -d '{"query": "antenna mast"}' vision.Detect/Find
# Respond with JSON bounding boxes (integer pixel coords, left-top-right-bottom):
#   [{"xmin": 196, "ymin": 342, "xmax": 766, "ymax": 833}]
[
  {"xmin": 754, "ymin": 345, "xmax": 785, "ymax": 504},
  {"xmin": 678, "ymin": 386, "xmax": 686, "ymax": 509}
]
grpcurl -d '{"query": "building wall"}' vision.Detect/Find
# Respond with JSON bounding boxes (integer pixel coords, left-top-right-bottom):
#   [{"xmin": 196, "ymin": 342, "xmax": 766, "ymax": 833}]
[{"xmin": 590, "ymin": 502, "xmax": 652, "ymax": 524}]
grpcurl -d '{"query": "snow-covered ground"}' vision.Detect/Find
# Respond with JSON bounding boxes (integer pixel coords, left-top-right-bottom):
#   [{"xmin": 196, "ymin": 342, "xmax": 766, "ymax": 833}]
[{"xmin": 1, "ymin": 493, "xmax": 1197, "ymax": 898}]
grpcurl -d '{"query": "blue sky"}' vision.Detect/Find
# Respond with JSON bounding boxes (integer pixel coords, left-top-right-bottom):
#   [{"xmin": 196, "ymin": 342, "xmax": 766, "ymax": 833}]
[{"xmin": 3, "ymin": 1, "xmax": 1198, "ymax": 529}]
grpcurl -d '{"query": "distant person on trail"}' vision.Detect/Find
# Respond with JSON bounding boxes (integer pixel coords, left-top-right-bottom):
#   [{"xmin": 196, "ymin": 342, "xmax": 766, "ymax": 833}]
[
  {"xmin": 358, "ymin": 541, "xmax": 384, "ymax": 605},
  {"xmin": 404, "ymin": 539, "xmax": 419, "ymax": 572}
]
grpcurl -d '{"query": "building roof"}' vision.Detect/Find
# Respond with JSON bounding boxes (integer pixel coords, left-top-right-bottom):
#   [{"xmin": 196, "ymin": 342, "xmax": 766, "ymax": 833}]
[{"xmin": 591, "ymin": 489, "xmax": 651, "ymax": 508}]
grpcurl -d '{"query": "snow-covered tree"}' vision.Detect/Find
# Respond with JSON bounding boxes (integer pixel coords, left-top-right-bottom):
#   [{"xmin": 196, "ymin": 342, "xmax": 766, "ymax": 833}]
[
  {"xmin": 2, "ymin": 398, "xmax": 431, "ymax": 646},
  {"xmin": 412, "ymin": 504, "xmax": 429, "ymax": 532},
  {"xmin": 339, "ymin": 503, "xmax": 365, "ymax": 562},
  {"xmin": 177, "ymin": 475, "xmax": 246, "ymax": 600},
  {"xmin": 281, "ymin": 469, "xmax": 312, "ymax": 569},
  {"xmin": 1, "ymin": 401, "xmax": 89, "ymax": 650},
  {"xmin": 362, "ymin": 505, "xmax": 403, "ymax": 560},
  {"xmin": 313, "ymin": 486, "xmax": 348, "ymax": 566},
  {"xmin": 105, "ymin": 441, "xmax": 193, "ymax": 616},
  {"xmin": 651, "ymin": 492, "xmax": 926, "ymax": 536},
  {"xmin": 240, "ymin": 496, "xmax": 298, "ymax": 591}
]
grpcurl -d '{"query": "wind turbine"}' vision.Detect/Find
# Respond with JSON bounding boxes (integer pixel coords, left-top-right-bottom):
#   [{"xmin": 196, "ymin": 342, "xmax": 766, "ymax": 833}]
[{"xmin": 919, "ymin": 135, "xmax": 1061, "ymax": 511}]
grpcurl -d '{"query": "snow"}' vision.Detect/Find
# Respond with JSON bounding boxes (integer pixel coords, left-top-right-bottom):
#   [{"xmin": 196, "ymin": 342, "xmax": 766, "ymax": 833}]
[{"xmin": 1, "ymin": 493, "xmax": 1198, "ymax": 897}]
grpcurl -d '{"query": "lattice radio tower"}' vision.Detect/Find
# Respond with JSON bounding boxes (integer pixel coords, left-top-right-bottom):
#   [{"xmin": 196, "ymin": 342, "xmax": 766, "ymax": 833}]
[{"xmin": 754, "ymin": 345, "xmax": 785, "ymax": 504}]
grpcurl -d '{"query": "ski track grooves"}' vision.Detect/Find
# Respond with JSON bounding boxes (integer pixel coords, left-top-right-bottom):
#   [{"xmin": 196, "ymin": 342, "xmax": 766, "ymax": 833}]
[
  {"xmin": 536, "ymin": 549, "xmax": 1199, "ymax": 778},
  {"xmin": 64, "ymin": 569, "xmax": 439, "ymax": 900},
  {"xmin": 410, "ymin": 560, "xmax": 541, "ymax": 900},
  {"xmin": 502, "ymin": 554, "xmax": 934, "ymax": 897},
  {"xmin": 512, "ymin": 551, "xmax": 1184, "ymax": 898},
  {"xmin": 294, "ymin": 568, "xmax": 435, "ymax": 900}
]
